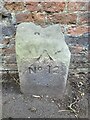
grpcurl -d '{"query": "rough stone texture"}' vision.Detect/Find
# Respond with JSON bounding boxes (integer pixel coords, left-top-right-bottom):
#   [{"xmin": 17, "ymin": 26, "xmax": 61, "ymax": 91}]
[
  {"xmin": 0, "ymin": 24, "xmax": 3, "ymax": 41},
  {"xmin": 2, "ymin": 25, "xmax": 16, "ymax": 37},
  {"xmin": 16, "ymin": 22, "xmax": 71, "ymax": 98}
]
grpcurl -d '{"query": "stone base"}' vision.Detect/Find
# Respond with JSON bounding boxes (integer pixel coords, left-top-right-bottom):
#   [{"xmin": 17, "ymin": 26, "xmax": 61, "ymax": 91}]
[{"xmin": 19, "ymin": 60, "xmax": 67, "ymax": 99}]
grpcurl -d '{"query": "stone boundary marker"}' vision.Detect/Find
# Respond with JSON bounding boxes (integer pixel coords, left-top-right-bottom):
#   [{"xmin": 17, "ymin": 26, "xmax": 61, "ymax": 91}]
[{"xmin": 16, "ymin": 22, "xmax": 71, "ymax": 98}]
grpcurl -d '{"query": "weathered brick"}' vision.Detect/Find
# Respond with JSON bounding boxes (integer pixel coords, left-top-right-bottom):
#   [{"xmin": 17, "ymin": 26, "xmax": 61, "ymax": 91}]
[
  {"xmin": 67, "ymin": 2, "xmax": 88, "ymax": 11},
  {"xmin": 3, "ymin": 54, "xmax": 16, "ymax": 64},
  {"xmin": 32, "ymin": 12, "xmax": 45, "ymax": 24},
  {"xmin": 0, "ymin": 38, "xmax": 10, "ymax": 45},
  {"xmin": 71, "ymin": 45, "xmax": 84, "ymax": 54},
  {"xmin": 16, "ymin": 13, "xmax": 33, "ymax": 23},
  {"xmin": 26, "ymin": 2, "xmax": 41, "ymax": 12},
  {"xmin": 26, "ymin": 2, "xmax": 65, "ymax": 13},
  {"xmin": 4, "ymin": 2, "xmax": 25, "ymax": 11},
  {"xmin": 48, "ymin": 13, "xmax": 77, "ymax": 24},
  {"xmin": 78, "ymin": 12, "xmax": 90, "ymax": 24},
  {"xmin": 70, "ymin": 44, "xmax": 83, "ymax": 53},
  {"xmin": 2, "ymin": 46, "xmax": 15, "ymax": 55},
  {"xmin": 41, "ymin": 2, "xmax": 65, "ymax": 13},
  {"xmin": 16, "ymin": 12, "xmax": 46, "ymax": 25},
  {"xmin": 67, "ymin": 26, "xmax": 89, "ymax": 36},
  {"xmin": 2, "ymin": 63, "xmax": 17, "ymax": 71},
  {"xmin": 67, "ymin": 2, "xmax": 79, "ymax": 11}
]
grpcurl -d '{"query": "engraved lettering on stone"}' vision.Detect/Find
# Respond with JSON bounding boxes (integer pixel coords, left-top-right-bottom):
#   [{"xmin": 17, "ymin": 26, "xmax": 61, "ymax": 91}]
[
  {"xmin": 38, "ymin": 66, "xmax": 42, "ymax": 71},
  {"xmin": 52, "ymin": 66, "xmax": 59, "ymax": 74},
  {"xmin": 55, "ymin": 50, "xmax": 62, "ymax": 55},
  {"xmin": 28, "ymin": 64, "xmax": 59, "ymax": 74},
  {"xmin": 28, "ymin": 65, "xmax": 36, "ymax": 74},
  {"xmin": 47, "ymin": 65, "xmax": 52, "ymax": 73}
]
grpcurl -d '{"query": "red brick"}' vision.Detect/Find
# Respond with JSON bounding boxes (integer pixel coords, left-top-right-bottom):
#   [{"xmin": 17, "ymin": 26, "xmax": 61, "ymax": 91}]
[
  {"xmin": 16, "ymin": 12, "xmax": 45, "ymax": 25},
  {"xmin": 67, "ymin": 26, "xmax": 89, "ymax": 36},
  {"xmin": 32, "ymin": 12, "xmax": 45, "ymax": 24},
  {"xmin": 2, "ymin": 46, "xmax": 15, "ymax": 55},
  {"xmin": 26, "ymin": 2, "xmax": 41, "ymax": 12},
  {"xmin": 42, "ymin": 2, "xmax": 65, "ymax": 13},
  {"xmin": 67, "ymin": 2, "xmax": 88, "ymax": 11},
  {"xmin": 48, "ymin": 13, "xmax": 77, "ymax": 24},
  {"xmin": 16, "ymin": 13, "xmax": 33, "ymax": 23},
  {"xmin": 4, "ymin": 2, "xmax": 25, "ymax": 11}
]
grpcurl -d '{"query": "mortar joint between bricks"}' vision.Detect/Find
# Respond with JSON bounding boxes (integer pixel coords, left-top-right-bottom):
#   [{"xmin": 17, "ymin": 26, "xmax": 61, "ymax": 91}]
[{"xmin": 64, "ymin": 1, "xmax": 68, "ymax": 13}]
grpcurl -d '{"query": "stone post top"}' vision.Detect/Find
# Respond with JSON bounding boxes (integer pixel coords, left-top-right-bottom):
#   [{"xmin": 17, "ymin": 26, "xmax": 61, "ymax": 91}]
[
  {"xmin": 16, "ymin": 22, "xmax": 64, "ymax": 40},
  {"xmin": 16, "ymin": 22, "xmax": 71, "ymax": 67}
]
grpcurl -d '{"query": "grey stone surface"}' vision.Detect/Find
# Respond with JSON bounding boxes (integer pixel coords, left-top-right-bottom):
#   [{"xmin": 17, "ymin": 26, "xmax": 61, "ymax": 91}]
[
  {"xmin": 65, "ymin": 34, "xmax": 89, "ymax": 48},
  {"xmin": 2, "ymin": 25, "xmax": 16, "ymax": 37},
  {"xmin": 0, "ymin": 43, "xmax": 7, "ymax": 49},
  {"xmin": 0, "ymin": 24, "xmax": 3, "ymax": 41},
  {"xmin": 16, "ymin": 22, "xmax": 71, "ymax": 98}
]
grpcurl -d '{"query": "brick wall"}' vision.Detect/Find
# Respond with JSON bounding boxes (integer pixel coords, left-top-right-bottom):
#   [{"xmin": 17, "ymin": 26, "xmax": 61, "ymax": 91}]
[{"xmin": 0, "ymin": 1, "xmax": 89, "ymax": 73}]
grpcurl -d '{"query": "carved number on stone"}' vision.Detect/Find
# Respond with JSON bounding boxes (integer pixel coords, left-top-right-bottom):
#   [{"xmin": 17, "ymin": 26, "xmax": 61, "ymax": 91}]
[
  {"xmin": 53, "ymin": 66, "xmax": 59, "ymax": 74},
  {"xmin": 28, "ymin": 65, "xmax": 37, "ymax": 74},
  {"xmin": 28, "ymin": 65, "xmax": 59, "ymax": 74}
]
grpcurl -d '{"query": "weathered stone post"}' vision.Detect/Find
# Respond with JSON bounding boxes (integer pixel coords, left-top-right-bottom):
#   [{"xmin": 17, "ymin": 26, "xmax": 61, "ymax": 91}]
[{"xmin": 16, "ymin": 22, "xmax": 71, "ymax": 98}]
